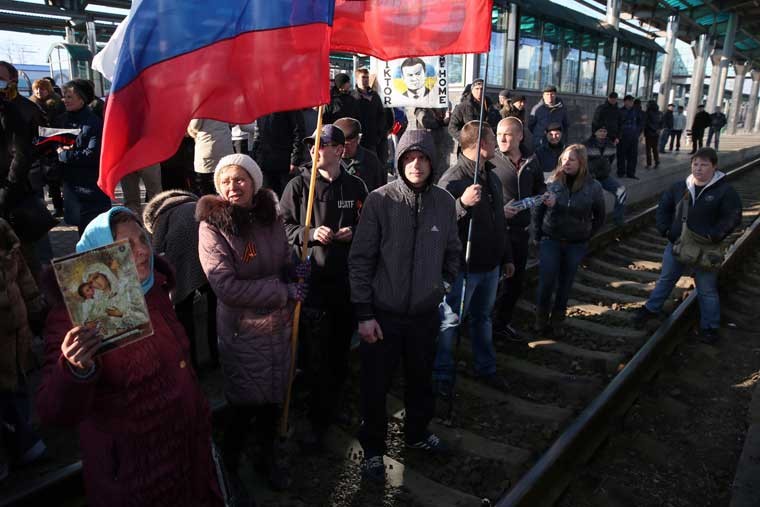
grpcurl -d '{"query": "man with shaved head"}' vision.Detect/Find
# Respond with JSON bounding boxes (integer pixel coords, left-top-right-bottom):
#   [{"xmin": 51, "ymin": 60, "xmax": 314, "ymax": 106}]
[{"xmin": 491, "ymin": 117, "xmax": 548, "ymax": 341}]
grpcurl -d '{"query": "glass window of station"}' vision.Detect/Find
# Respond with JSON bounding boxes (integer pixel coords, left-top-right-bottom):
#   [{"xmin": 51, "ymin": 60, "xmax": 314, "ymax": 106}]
[{"xmin": 482, "ymin": 5, "xmax": 656, "ymax": 98}]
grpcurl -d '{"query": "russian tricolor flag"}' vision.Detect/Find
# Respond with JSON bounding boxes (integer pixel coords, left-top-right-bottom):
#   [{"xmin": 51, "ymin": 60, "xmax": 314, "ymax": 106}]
[{"xmin": 98, "ymin": 0, "xmax": 334, "ymax": 197}]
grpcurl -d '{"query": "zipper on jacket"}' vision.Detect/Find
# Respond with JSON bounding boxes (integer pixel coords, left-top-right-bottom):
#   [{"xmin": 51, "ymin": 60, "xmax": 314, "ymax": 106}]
[{"xmin": 406, "ymin": 194, "xmax": 420, "ymax": 315}]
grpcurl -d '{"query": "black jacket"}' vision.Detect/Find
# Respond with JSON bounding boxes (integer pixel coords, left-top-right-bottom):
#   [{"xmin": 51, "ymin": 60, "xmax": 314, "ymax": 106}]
[
  {"xmin": 663, "ymin": 110, "xmax": 674, "ymax": 130},
  {"xmin": 11, "ymin": 95, "xmax": 46, "ymax": 191},
  {"xmin": 500, "ymin": 103, "xmax": 526, "ymax": 122},
  {"xmin": 490, "ymin": 150, "xmax": 546, "ymax": 231},
  {"xmin": 0, "ymin": 98, "xmax": 31, "ymax": 210},
  {"xmin": 528, "ymin": 99, "xmax": 569, "ymax": 143},
  {"xmin": 710, "ymin": 112, "xmax": 727, "ymax": 130},
  {"xmin": 341, "ymin": 146, "xmax": 386, "ymax": 193},
  {"xmin": 535, "ymin": 141, "xmax": 564, "ymax": 174},
  {"xmin": 592, "ymin": 101, "xmax": 622, "ymax": 141},
  {"xmin": 280, "ymin": 166, "xmax": 368, "ymax": 302},
  {"xmin": 655, "ymin": 173, "xmax": 742, "ymax": 244},
  {"xmin": 692, "ymin": 111, "xmax": 711, "ymax": 131},
  {"xmin": 644, "ymin": 107, "xmax": 663, "ymax": 137},
  {"xmin": 324, "ymin": 88, "xmax": 360, "ymax": 125},
  {"xmin": 438, "ymin": 155, "xmax": 512, "ymax": 271},
  {"xmin": 533, "ymin": 175, "xmax": 605, "ymax": 243},
  {"xmin": 352, "ymin": 89, "xmax": 386, "ymax": 150},
  {"xmin": 448, "ymin": 95, "xmax": 490, "ymax": 143},
  {"xmin": 251, "ymin": 111, "xmax": 305, "ymax": 170},
  {"xmin": 349, "ymin": 129, "xmax": 461, "ymax": 320},
  {"xmin": 584, "ymin": 136, "xmax": 616, "ymax": 180}
]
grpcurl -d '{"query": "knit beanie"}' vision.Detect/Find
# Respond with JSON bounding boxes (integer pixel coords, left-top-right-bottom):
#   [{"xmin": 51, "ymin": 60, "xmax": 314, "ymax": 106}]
[{"xmin": 214, "ymin": 154, "xmax": 263, "ymax": 195}]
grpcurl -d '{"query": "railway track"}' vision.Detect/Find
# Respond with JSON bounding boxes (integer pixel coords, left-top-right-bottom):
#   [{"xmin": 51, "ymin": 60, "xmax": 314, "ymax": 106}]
[{"xmin": 5, "ymin": 157, "xmax": 760, "ymax": 507}]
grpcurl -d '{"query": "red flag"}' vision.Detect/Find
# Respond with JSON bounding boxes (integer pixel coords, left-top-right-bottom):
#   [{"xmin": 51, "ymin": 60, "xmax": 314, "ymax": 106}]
[{"xmin": 331, "ymin": 0, "xmax": 493, "ymax": 60}]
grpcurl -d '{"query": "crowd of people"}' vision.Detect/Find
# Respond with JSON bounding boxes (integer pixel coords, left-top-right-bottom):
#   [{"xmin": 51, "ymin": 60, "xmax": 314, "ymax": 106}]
[{"xmin": 0, "ymin": 59, "xmax": 744, "ymax": 506}]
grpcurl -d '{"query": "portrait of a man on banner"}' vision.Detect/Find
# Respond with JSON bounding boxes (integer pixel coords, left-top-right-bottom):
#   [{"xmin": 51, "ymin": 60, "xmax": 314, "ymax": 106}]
[{"xmin": 373, "ymin": 55, "xmax": 448, "ymax": 108}]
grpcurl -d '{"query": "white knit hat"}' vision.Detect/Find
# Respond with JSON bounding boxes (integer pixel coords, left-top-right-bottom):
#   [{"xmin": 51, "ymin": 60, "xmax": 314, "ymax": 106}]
[{"xmin": 214, "ymin": 154, "xmax": 263, "ymax": 195}]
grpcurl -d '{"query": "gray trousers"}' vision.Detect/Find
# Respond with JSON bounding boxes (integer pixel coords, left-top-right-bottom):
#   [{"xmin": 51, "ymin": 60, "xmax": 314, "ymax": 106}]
[{"xmin": 120, "ymin": 164, "xmax": 163, "ymax": 214}]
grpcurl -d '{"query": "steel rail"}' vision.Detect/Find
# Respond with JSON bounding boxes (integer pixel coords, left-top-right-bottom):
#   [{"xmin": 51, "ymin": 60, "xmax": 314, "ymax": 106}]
[
  {"xmin": 8, "ymin": 156, "xmax": 760, "ymax": 507},
  {"xmin": 496, "ymin": 155, "xmax": 760, "ymax": 507}
]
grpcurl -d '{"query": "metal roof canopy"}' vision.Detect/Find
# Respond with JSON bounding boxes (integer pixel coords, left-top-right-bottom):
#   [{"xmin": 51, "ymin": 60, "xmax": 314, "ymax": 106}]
[
  {"xmin": 0, "ymin": 0, "xmax": 125, "ymax": 43},
  {"xmin": 509, "ymin": 0, "xmax": 665, "ymax": 52},
  {"xmin": 588, "ymin": 0, "xmax": 760, "ymax": 66}
]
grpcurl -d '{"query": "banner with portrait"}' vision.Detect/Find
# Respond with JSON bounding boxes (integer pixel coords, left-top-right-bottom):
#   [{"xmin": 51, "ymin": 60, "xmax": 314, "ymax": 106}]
[{"xmin": 371, "ymin": 55, "xmax": 448, "ymax": 108}]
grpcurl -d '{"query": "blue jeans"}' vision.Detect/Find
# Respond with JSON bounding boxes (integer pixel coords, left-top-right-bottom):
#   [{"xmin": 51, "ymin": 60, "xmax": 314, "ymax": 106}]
[
  {"xmin": 536, "ymin": 239, "xmax": 588, "ymax": 316},
  {"xmin": 434, "ymin": 266, "xmax": 499, "ymax": 384},
  {"xmin": 598, "ymin": 176, "xmax": 626, "ymax": 224},
  {"xmin": 658, "ymin": 128, "xmax": 670, "ymax": 153},
  {"xmin": 644, "ymin": 243, "xmax": 720, "ymax": 330},
  {"xmin": 707, "ymin": 127, "xmax": 721, "ymax": 151}
]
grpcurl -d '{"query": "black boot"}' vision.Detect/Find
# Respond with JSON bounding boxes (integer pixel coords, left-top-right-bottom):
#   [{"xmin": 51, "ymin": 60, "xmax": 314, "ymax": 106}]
[
  {"xmin": 268, "ymin": 438, "xmax": 292, "ymax": 491},
  {"xmin": 534, "ymin": 307, "xmax": 550, "ymax": 337},
  {"xmin": 549, "ymin": 312, "xmax": 566, "ymax": 339}
]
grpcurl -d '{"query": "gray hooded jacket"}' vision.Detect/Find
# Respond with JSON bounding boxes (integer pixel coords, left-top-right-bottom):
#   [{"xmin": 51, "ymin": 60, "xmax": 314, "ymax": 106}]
[{"xmin": 349, "ymin": 130, "xmax": 461, "ymax": 320}]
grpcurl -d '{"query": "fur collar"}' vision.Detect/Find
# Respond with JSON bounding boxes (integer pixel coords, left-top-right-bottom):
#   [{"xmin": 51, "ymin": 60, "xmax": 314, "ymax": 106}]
[
  {"xmin": 195, "ymin": 189, "xmax": 279, "ymax": 236},
  {"xmin": 142, "ymin": 190, "xmax": 198, "ymax": 234}
]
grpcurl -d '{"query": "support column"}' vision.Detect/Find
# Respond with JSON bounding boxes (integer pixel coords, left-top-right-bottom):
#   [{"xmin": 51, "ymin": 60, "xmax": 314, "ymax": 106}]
[
  {"xmin": 658, "ymin": 14, "xmax": 679, "ymax": 111},
  {"xmin": 504, "ymin": 3, "xmax": 518, "ymax": 90},
  {"xmin": 606, "ymin": 0, "xmax": 621, "ymax": 95},
  {"xmin": 727, "ymin": 61, "xmax": 747, "ymax": 134},
  {"xmin": 714, "ymin": 12, "xmax": 738, "ymax": 112},
  {"xmin": 754, "ymin": 95, "xmax": 760, "ymax": 133},
  {"xmin": 687, "ymin": 33, "xmax": 711, "ymax": 130},
  {"xmin": 85, "ymin": 20, "xmax": 103, "ymax": 97},
  {"xmin": 706, "ymin": 50, "xmax": 722, "ymax": 112},
  {"xmin": 747, "ymin": 70, "xmax": 760, "ymax": 133}
]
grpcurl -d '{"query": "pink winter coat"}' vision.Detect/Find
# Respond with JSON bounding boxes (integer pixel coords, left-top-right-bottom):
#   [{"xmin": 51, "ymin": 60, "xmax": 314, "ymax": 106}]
[
  {"xmin": 36, "ymin": 258, "xmax": 222, "ymax": 507},
  {"xmin": 196, "ymin": 193, "xmax": 294, "ymax": 406}
]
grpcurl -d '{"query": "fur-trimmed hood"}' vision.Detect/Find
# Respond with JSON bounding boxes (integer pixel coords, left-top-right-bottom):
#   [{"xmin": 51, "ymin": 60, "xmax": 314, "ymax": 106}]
[
  {"xmin": 195, "ymin": 189, "xmax": 279, "ymax": 237},
  {"xmin": 143, "ymin": 190, "xmax": 199, "ymax": 234}
]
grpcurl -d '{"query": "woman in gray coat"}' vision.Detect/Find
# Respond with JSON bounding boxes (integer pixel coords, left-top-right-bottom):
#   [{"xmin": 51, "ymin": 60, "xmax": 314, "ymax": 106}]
[{"xmin": 197, "ymin": 154, "xmax": 306, "ymax": 503}]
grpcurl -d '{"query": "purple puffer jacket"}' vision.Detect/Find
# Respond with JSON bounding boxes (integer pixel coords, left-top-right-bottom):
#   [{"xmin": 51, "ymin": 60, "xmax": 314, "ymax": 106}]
[{"xmin": 197, "ymin": 193, "xmax": 294, "ymax": 405}]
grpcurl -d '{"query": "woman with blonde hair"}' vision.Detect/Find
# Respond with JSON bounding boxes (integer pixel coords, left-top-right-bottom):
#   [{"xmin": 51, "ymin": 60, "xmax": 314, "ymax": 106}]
[{"xmin": 532, "ymin": 144, "xmax": 605, "ymax": 337}]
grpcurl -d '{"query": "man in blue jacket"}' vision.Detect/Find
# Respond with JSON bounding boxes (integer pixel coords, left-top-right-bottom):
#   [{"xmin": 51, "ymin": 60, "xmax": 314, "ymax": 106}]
[
  {"xmin": 617, "ymin": 95, "xmax": 643, "ymax": 179},
  {"xmin": 528, "ymin": 85, "xmax": 569, "ymax": 149},
  {"xmin": 633, "ymin": 148, "xmax": 742, "ymax": 344}
]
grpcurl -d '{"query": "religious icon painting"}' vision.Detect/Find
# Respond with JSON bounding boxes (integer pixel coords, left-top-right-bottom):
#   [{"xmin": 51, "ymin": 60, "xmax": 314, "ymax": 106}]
[{"xmin": 52, "ymin": 240, "xmax": 153, "ymax": 355}]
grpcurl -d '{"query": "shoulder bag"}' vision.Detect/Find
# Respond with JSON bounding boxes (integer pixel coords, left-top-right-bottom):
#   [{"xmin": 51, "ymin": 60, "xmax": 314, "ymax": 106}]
[{"xmin": 671, "ymin": 191, "xmax": 725, "ymax": 271}]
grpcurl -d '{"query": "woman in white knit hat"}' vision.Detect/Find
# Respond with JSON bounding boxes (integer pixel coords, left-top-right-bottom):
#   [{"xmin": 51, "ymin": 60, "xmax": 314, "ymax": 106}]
[{"xmin": 196, "ymin": 153, "xmax": 309, "ymax": 503}]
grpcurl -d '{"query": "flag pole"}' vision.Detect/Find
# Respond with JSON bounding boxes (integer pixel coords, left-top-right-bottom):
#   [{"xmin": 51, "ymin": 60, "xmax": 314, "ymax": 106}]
[
  {"xmin": 280, "ymin": 104, "xmax": 325, "ymax": 437},
  {"xmin": 448, "ymin": 51, "xmax": 490, "ymax": 422}
]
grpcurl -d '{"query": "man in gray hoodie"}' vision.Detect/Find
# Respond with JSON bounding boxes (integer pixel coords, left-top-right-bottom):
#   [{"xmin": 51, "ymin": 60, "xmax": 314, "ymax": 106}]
[{"xmin": 349, "ymin": 129, "xmax": 461, "ymax": 481}]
